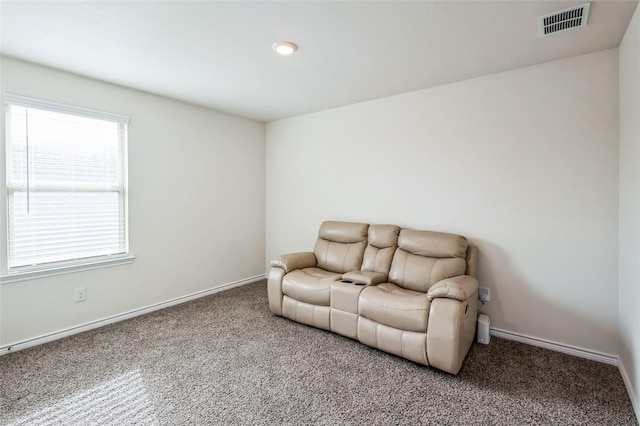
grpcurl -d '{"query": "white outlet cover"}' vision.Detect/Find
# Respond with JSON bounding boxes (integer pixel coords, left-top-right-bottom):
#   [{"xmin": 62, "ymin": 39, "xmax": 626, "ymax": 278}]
[
  {"xmin": 478, "ymin": 287, "xmax": 490, "ymax": 302},
  {"xmin": 74, "ymin": 287, "xmax": 87, "ymax": 302}
]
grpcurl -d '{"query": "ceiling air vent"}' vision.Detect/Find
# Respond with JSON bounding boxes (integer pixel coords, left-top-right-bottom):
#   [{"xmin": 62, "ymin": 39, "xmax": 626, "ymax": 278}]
[{"xmin": 538, "ymin": 3, "xmax": 590, "ymax": 37}]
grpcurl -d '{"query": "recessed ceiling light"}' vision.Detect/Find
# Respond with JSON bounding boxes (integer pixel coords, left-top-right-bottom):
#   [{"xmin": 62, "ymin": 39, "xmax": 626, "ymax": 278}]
[{"xmin": 272, "ymin": 41, "xmax": 298, "ymax": 56}]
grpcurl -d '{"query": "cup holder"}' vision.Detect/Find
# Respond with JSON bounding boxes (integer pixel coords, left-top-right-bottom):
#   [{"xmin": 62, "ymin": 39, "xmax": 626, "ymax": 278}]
[{"xmin": 340, "ymin": 280, "xmax": 366, "ymax": 286}]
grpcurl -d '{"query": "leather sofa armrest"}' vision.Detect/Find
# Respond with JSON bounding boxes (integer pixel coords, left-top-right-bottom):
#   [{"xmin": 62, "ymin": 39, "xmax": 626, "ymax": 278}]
[
  {"xmin": 341, "ymin": 270, "xmax": 387, "ymax": 285},
  {"xmin": 427, "ymin": 275, "xmax": 478, "ymax": 302},
  {"xmin": 270, "ymin": 252, "xmax": 317, "ymax": 273}
]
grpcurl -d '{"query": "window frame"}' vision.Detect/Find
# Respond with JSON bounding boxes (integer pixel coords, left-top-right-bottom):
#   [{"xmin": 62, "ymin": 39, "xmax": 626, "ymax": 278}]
[{"xmin": 1, "ymin": 94, "xmax": 134, "ymax": 284}]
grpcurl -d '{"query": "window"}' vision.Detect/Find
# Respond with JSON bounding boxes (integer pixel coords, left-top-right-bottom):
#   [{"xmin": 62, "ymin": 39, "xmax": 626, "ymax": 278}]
[{"xmin": 3, "ymin": 95, "xmax": 130, "ymax": 278}]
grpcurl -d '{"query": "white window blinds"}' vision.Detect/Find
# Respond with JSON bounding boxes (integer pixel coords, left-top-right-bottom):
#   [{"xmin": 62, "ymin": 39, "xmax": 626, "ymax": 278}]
[{"xmin": 4, "ymin": 95, "xmax": 129, "ymax": 271}]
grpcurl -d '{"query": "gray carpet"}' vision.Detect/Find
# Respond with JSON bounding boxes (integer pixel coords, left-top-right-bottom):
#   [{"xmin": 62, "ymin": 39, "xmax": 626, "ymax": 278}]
[{"xmin": 0, "ymin": 280, "xmax": 636, "ymax": 425}]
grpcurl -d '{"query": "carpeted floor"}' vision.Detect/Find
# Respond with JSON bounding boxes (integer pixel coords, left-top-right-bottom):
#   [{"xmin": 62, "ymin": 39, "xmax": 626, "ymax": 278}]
[{"xmin": 0, "ymin": 280, "xmax": 636, "ymax": 425}]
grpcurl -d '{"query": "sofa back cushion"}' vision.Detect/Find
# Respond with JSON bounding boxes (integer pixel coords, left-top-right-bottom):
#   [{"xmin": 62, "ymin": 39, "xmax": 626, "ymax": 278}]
[
  {"xmin": 314, "ymin": 221, "xmax": 369, "ymax": 273},
  {"xmin": 361, "ymin": 224, "xmax": 400, "ymax": 274},
  {"xmin": 389, "ymin": 229, "xmax": 468, "ymax": 292}
]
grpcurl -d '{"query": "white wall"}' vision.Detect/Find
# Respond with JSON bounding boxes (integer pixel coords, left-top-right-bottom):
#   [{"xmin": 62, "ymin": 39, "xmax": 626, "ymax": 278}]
[
  {"xmin": 0, "ymin": 57, "xmax": 266, "ymax": 347},
  {"xmin": 619, "ymin": 3, "xmax": 640, "ymax": 414},
  {"xmin": 266, "ymin": 49, "xmax": 620, "ymax": 356}
]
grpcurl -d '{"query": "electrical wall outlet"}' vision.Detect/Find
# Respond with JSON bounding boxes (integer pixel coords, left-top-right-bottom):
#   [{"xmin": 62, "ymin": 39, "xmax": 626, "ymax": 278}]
[
  {"xmin": 478, "ymin": 287, "xmax": 490, "ymax": 302},
  {"xmin": 74, "ymin": 287, "xmax": 87, "ymax": 303}
]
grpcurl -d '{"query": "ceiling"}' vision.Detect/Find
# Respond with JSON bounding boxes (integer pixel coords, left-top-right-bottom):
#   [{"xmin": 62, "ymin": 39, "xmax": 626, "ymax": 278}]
[{"xmin": 1, "ymin": 1, "xmax": 637, "ymax": 122}]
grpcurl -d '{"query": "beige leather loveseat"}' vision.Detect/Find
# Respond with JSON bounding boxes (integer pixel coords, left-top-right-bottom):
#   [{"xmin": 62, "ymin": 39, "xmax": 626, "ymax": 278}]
[{"xmin": 268, "ymin": 221, "xmax": 479, "ymax": 375}]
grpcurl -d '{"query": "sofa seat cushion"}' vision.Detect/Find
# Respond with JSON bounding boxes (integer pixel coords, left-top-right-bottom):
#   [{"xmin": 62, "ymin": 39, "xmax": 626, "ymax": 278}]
[
  {"xmin": 282, "ymin": 268, "xmax": 342, "ymax": 306},
  {"xmin": 358, "ymin": 283, "xmax": 430, "ymax": 332}
]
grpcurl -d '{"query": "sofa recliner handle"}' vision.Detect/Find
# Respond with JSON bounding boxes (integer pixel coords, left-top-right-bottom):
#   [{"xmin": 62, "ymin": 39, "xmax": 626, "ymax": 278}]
[
  {"xmin": 426, "ymin": 275, "xmax": 479, "ymax": 302},
  {"xmin": 270, "ymin": 251, "xmax": 317, "ymax": 274}
]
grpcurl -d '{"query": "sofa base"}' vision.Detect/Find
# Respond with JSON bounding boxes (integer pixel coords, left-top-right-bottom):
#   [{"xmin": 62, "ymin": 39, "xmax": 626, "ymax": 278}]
[
  {"xmin": 268, "ymin": 267, "xmax": 286, "ymax": 316},
  {"xmin": 331, "ymin": 309, "xmax": 359, "ymax": 339},
  {"xmin": 357, "ymin": 317, "xmax": 429, "ymax": 365},
  {"xmin": 427, "ymin": 296, "xmax": 477, "ymax": 374},
  {"xmin": 330, "ymin": 280, "xmax": 369, "ymax": 339},
  {"xmin": 282, "ymin": 296, "xmax": 331, "ymax": 331}
]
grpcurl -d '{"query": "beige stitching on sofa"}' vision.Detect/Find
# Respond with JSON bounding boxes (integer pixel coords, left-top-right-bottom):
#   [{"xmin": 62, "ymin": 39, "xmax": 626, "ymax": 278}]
[
  {"xmin": 401, "ymin": 252, "xmax": 408, "ymax": 285},
  {"xmin": 427, "ymin": 258, "xmax": 436, "ymax": 288},
  {"xmin": 343, "ymin": 243, "xmax": 353, "ymax": 273},
  {"xmin": 323, "ymin": 240, "xmax": 329, "ymax": 270}
]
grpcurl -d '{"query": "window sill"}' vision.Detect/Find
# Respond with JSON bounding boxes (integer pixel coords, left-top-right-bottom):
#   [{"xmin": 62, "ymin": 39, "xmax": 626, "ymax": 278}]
[{"xmin": 0, "ymin": 255, "xmax": 136, "ymax": 284}]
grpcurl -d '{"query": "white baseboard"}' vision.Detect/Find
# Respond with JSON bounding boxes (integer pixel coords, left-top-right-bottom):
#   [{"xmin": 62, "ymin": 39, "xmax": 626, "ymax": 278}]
[
  {"xmin": 0, "ymin": 274, "xmax": 266, "ymax": 356},
  {"xmin": 618, "ymin": 358, "xmax": 640, "ymax": 422},
  {"xmin": 490, "ymin": 327, "xmax": 618, "ymax": 365}
]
